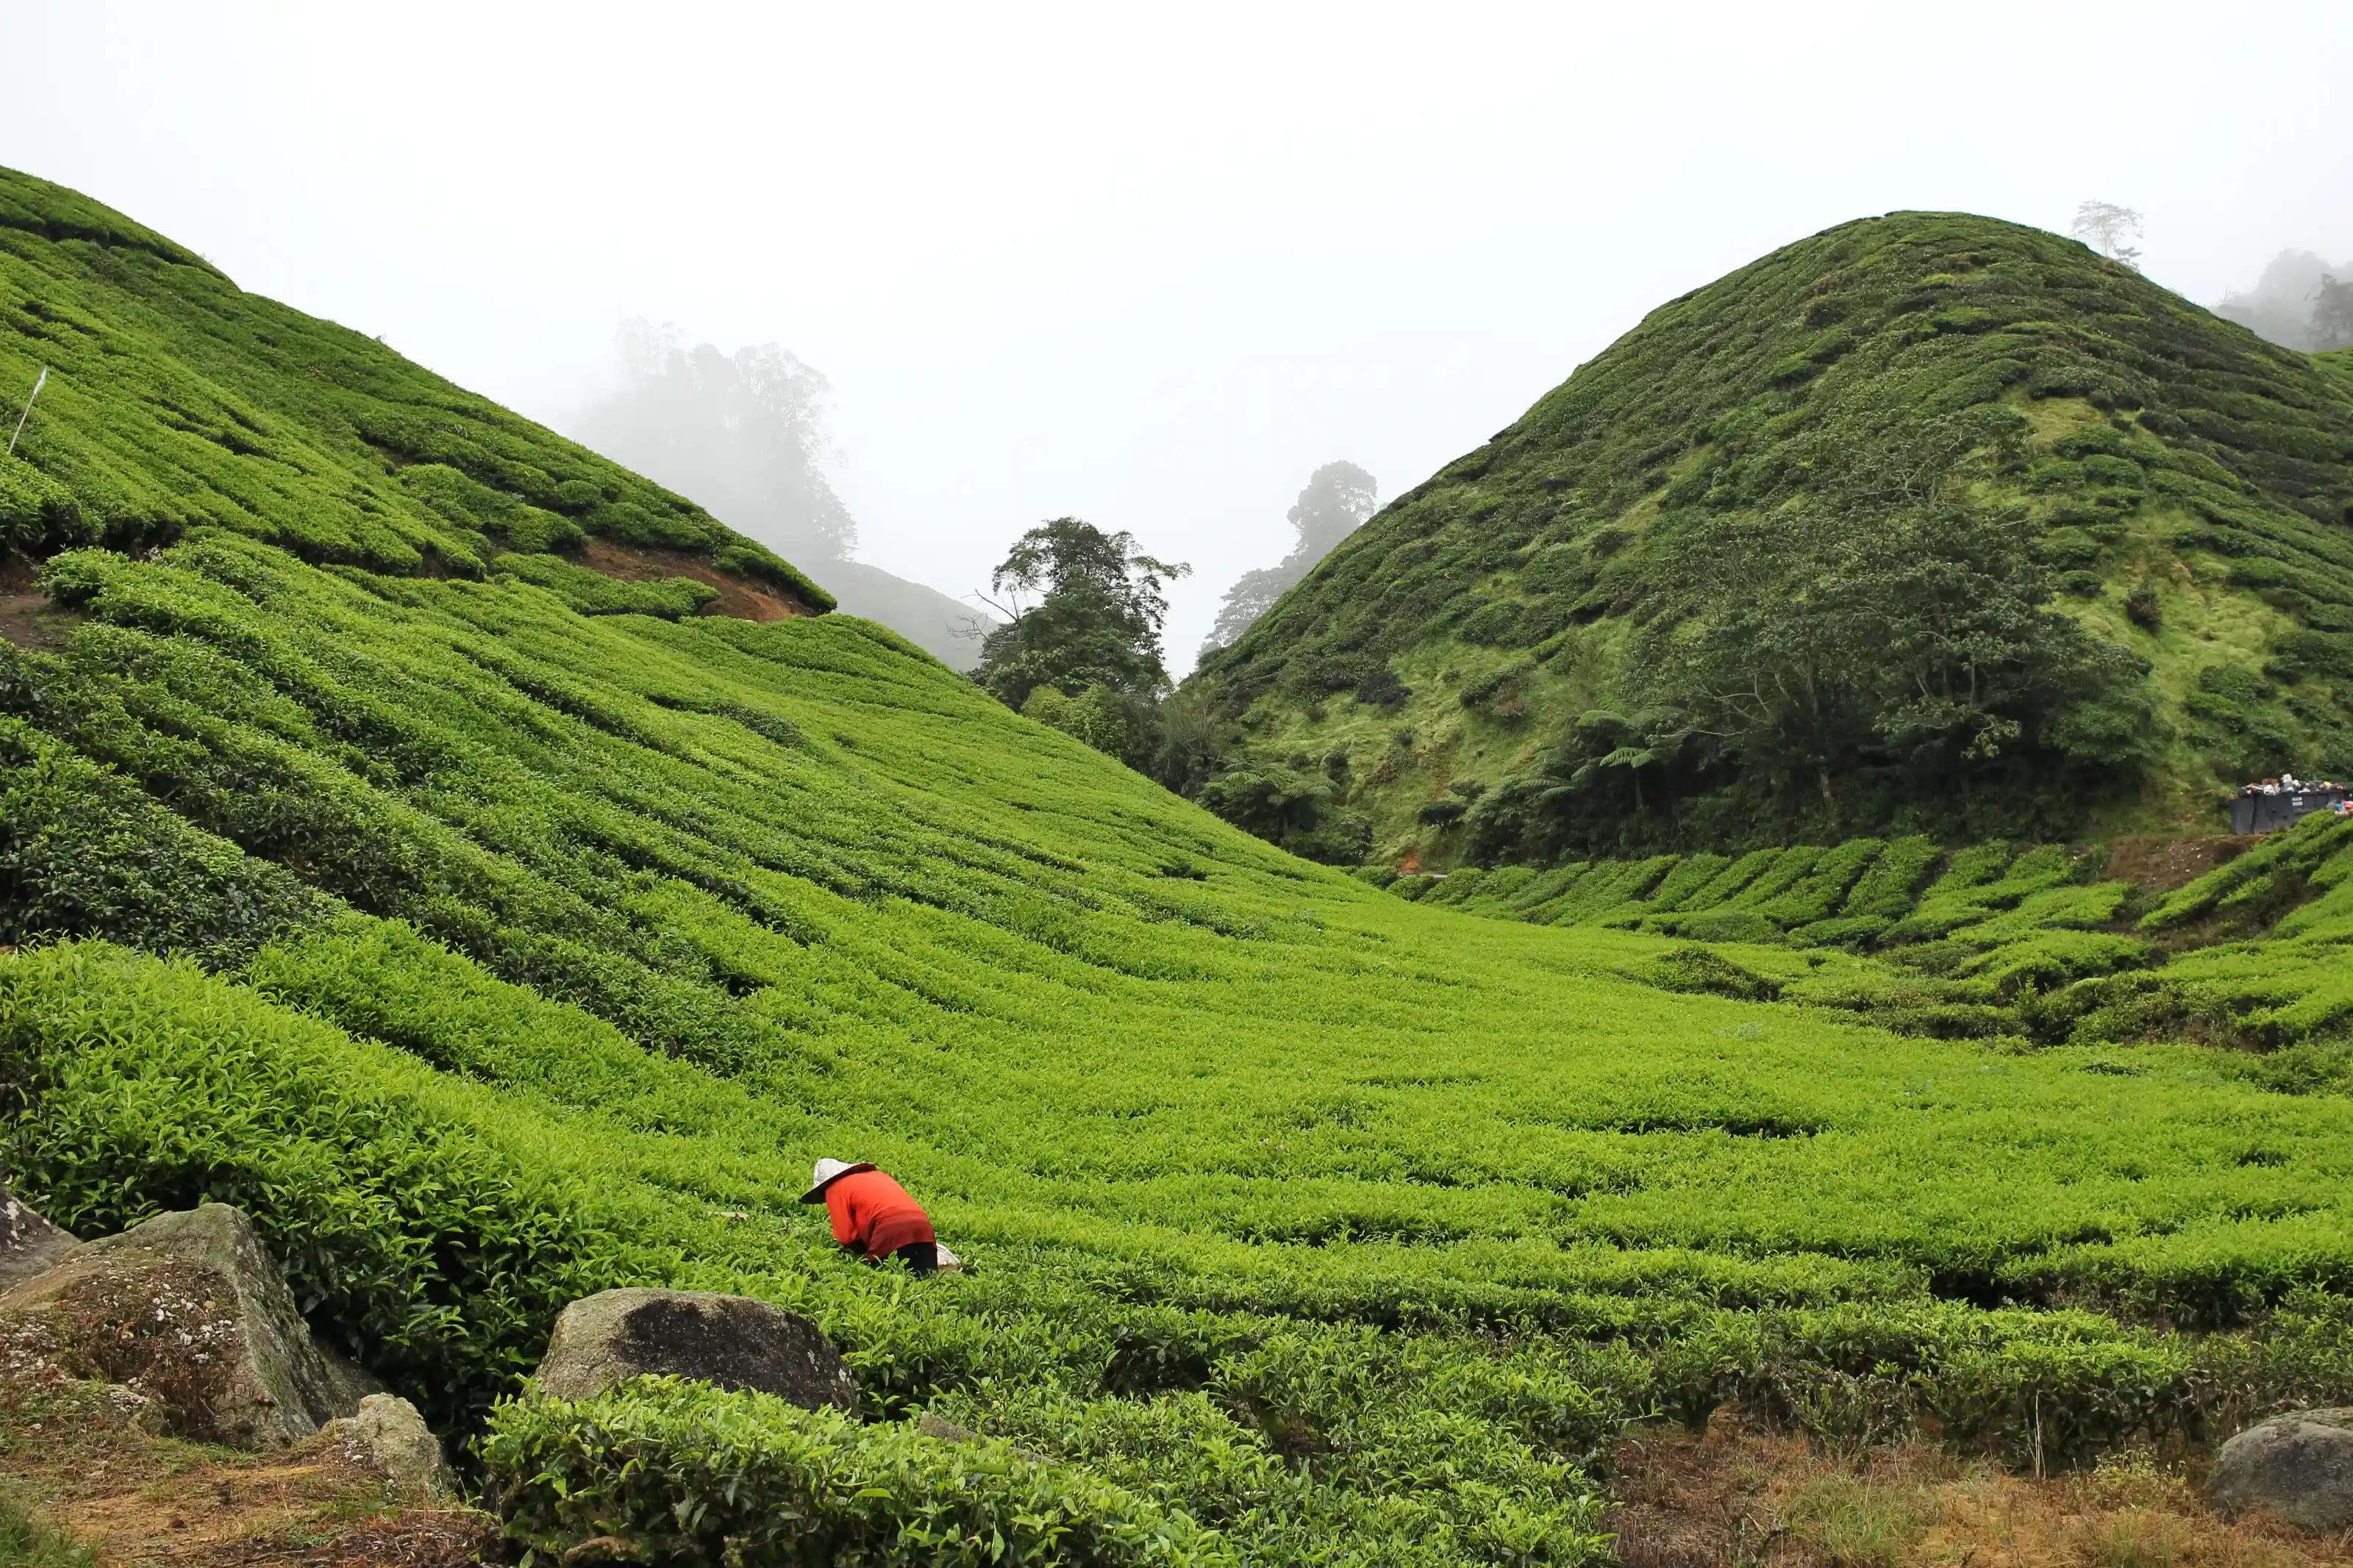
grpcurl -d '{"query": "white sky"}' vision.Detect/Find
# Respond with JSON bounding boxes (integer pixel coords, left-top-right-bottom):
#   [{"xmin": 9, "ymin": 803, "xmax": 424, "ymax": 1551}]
[{"xmin": 7, "ymin": 2, "xmax": 2351, "ymax": 670}]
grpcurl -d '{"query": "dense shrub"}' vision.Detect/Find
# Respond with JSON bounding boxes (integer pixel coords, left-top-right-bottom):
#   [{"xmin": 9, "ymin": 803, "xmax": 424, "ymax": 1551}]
[
  {"xmin": 0, "ymin": 941, "xmax": 641, "ymax": 1433},
  {"xmin": 488, "ymin": 551, "xmax": 719, "ymax": 618},
  {"xmin": 0, "ymin": 715, "xmax": 326, "ymax": 962},
  {"xmin": 483, "ymin": 1380, "xmax": 1229, "ymax": 1568}
]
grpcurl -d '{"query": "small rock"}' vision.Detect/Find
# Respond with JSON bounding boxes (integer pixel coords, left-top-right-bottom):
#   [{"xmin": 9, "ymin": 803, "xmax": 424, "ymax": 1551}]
[
  {"xmin": 0, "ymin": 1183, "xmax": 76, "ymax": 1292},
  {"xmin": 916, "ymin": 1408, "xmax": 1046, "ymax": 1462},
  {"xmin": 916, "ymin": 1410, "xmax": 977, "ymax": 1443},
  {"xmin": 312, "ymin": 1393, "xmax": 456, "ymax": 1501},
  {"xmin": 0, "ymin": 1202, "xmax": 346, "ymax": 1447},
  {"xmin": 2209, "ymin": 1407, "xmax": 2353, "ymax": 1531},
  {"xmin": 533, "ymin": 1288, "xmax": 856, "ymax": 1409}
]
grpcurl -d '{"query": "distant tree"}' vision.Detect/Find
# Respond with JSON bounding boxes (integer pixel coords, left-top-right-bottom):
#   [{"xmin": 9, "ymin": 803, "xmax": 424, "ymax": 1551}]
[
  {"xmin": 972, "ymin": 519, "xmax": 1189, "ymax": 764},
  {"xmin": 2216, "ymin": 250, "xmax": 2340, "ymax": 350},
  {"xmin": 1202, "ymin": 461, "xmax": 1377, "ymax": 656},
  {"xmin": 2070, "ymin": 201, "xmax": 2143, "ymax": 271},
  {"xmin": 571, "ymin": 318, "xmax": 857, "ymax": 560},
  {"xmin": 1630, "ymin": 411, "xmax": 2155, "ymax": 801},
  {"xmin": 2315, "ymin": 273, "xmax": 2353, "ymax": 351}
]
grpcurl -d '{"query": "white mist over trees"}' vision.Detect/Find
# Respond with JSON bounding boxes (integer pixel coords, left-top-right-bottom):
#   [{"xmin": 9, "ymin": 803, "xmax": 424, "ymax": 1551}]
[
  {"xmin": 573, "ymin": 320, "xmax": 858, "ymax": 562},
  {"xmin": 1202, "ymin": 460, "xmax": 1377, "ymax": 656},
  {"xmin": 565, "ymin": 320, "xmax": 993, "ymax": 667},
  {"xmin": 2218, "ymin": 251, "xmax": 2353, "ymax": 351}
]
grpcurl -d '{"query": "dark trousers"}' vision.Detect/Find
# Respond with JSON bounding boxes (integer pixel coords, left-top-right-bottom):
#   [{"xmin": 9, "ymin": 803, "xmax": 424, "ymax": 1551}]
[{"xmin": 888, "ymin": 1241, "xmax": 938, "ymax": 1276}]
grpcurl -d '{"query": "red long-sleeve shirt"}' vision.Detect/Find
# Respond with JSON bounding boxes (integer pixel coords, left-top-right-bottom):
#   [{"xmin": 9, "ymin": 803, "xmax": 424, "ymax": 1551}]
[{"xmin": 822, "ymin": 1169, "xmax": 934, "ymax": 1258}]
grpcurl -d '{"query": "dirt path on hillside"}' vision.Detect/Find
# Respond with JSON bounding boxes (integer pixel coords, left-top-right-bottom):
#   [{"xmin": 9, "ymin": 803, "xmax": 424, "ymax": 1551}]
[
  {"xmin": 581, "ymin": 539, "xmax": 810, "ymax": 621},
  {"xmin": 0, "ymin": 551, "xmax": 80, "ymax": 651}
]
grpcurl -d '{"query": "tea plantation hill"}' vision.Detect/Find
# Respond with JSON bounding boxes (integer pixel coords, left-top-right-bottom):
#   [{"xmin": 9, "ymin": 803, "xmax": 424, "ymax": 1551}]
[
  {"xmin": 0, "ymin": 167, "xmax": 832, "ymax": 620},
  {"xmin": 10, "ymin": 174, "xmax": 2353, "ymax": 1564},
  {"xmin": 1189, "ymin": 212, "xmax": 2353, "ymax": 868}
]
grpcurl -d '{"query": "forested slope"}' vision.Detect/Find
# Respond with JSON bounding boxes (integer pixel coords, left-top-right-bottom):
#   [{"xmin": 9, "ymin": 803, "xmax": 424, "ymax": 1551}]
[
  {"xmin": 7, "ymin": 177, "xmax": 2353, "ymax": 1566},
  {"xmin": 1190, "ymin": 213, "xmax": 2353, "ymax": 866}
]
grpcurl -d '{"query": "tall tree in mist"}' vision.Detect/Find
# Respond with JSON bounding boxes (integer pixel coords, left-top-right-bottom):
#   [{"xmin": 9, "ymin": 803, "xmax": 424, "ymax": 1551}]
[
  {"xmin": 2313, "ymin": 273, "xmax": 2353, "ymax": 351},
  {"xmin": 1201, "ymin": 460, "xmax": 1377, "ymax": 656},
  {"xmin": 2070, "ymin": 201, "xmax": 2143, "ymax": 270},
  {"xmin": 968, "ymin": 518, "xmax": 1189, "ymax": 770},
  {"xmin": 2216, "ymin": 251, "xmax": 2353, "ymax": 351},
  {"xmin": 571, "ymin": 318, "xmax": 858, "ymax": 560}
]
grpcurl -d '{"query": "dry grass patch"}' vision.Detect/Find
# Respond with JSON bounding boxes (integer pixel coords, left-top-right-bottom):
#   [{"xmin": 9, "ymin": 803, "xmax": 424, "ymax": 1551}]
[
  {"xmin": 1607, "ymin": 1410, "xmax": 2353, "ymax": 1567},
  {"xmin": 0, "ymin": 1366, "xmax": 488, "ymax": 1568}
]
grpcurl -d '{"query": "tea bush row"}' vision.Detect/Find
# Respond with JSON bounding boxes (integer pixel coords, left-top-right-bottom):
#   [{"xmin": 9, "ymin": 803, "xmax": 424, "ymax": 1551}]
[{"xmin": 482, "ymin": 1379, "xmax": 1232, "ymax": 1568}]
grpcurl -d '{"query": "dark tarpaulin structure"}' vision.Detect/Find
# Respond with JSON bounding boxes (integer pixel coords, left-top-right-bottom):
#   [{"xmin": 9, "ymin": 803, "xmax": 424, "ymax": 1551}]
[{"xmin": 2230, "ymin": 784, "xmax": 2349, "ymax": 834}]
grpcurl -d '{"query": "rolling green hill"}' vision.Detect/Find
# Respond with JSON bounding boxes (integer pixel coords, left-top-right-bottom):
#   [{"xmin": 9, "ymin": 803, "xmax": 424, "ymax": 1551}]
[
  {"xmin": 7, "ymin": 176, "xmax": 2353, "ymax": 1566},
  {"xmin": 0, "ymin": 168, "xmax": 830, "ymax": 613},
  {"xmin": 1190, "ymin": 213, "xmax": 2353, "ymax": 868}
]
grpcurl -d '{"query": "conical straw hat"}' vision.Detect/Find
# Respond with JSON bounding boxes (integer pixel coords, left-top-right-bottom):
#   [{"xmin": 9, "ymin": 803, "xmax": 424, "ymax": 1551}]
[{"xmin": 800, "ymin": 1157, "xmax": 876, "ymax": 1203}]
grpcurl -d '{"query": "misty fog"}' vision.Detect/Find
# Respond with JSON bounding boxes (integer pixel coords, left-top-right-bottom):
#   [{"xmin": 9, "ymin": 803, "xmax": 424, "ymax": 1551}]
[
  {"xmin": 1202, "ymin": 462, "xmax": 1378, "ymax": 659},
  {"xmin": 565, "ymin": 321, "xmax": 995, "ymax": 668},
  {"xmin": 2217, "ymin": 251, "xmax": 2353, "ymax": 351}
]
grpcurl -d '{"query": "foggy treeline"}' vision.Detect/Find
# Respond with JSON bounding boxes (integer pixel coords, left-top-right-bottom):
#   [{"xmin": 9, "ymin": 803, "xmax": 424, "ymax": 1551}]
[
  {"xmin": 2218, "ymin": 250, "xmax": 2353, "ymax": 351},
  {"xmin": 565, "ymin": 320, "xmax": 991, "ymax": 666},
  {"xmin": 572, "ymin": 319, "xmax": 858, "ymax": 562},
  {"xmin": 1200, "ymin": 460, "xmax": 1378, "ymax": 658}
]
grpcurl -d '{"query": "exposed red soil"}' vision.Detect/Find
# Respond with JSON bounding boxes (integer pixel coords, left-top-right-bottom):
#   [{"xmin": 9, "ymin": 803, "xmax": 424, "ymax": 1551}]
[
  {"xmin": 581, "ymin": 539, "xmax": 811, "ymax": 622},
  {"xmin": 2107, "ymin": 835, "xmax": 2261, "ymax": 892}
]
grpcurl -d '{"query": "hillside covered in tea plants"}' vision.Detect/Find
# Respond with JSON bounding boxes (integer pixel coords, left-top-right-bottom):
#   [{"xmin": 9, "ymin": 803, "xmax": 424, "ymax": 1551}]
[
  {"xmin": 0, "ymin": 168, "xmax": 830, "ymax": 615},
  {"xmin": 1374, "ymin": 816, "xmax": 2353, "ymax": 1063},
  {"xmin": 9, "ymin": 173, "xmax": 2353, "ymax": 1566},
  {"xmin": 1188, "ymin": 213, "xmax": 2353, "ymax": 868}
]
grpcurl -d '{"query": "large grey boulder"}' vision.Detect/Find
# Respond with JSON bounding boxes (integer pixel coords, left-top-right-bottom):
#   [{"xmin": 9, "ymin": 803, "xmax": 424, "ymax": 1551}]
[
  {"xmin": 312, "ymin": 1393, "xmax": 457, "ymax": 1501},
  {"xmin": 0, "ymin": 1183, "xmax": 76, "ymax": 1291},
  {"xmin": 533, "ymin": 1288, "xmax": 856, "ymax": 1409},
  {"xmin": 2209, "ymin": 1407, "xmax": 2353, "ymax": 1531},
  {"xmin": 0, "ymin": 1202, "xmax": 347, "ymax": 1447}
]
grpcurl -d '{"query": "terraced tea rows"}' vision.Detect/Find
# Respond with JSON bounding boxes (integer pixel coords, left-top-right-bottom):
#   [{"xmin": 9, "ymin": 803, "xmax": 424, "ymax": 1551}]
[
  {"xmin": 1378, "ymin": 817, "xmax": 2353, "ymax": 1057},
  {"xmin": 9, "ymin": 532, "xmax": 2353, "ymax": 1561},
  {"xmin": 6, "ymin": 169, "xmax": 2353, "ymax": 1565}
]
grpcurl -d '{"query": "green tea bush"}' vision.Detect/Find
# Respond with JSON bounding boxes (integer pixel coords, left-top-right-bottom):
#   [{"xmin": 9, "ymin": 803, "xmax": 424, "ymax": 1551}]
[
  {"xmin": 0, "ymin": 715, "xmax": 326, "ymax": 962},
  {"xmin": 1643, "ymin": 945, "xmax": 1780, "ymax": 1001},
  {"xmin": 399, "ymin": 463, "xmax": 582, "ymax": 555},
  {"xmin": 483, "ymin": 1379, "xmax": 1231, "ymax": 1568},
  {"xmin": 0, "ymin": 941, "xmax": 642, "ymax": 1433},
  {"xmin": 488, "ymin": 551, "xmax": 719, "ymax": 619}
]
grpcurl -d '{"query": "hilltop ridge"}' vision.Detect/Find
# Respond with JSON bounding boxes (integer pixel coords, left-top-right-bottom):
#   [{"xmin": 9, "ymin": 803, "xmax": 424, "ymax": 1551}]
[
  {"xmin": 1189, "ymin": 211, "xmax": 2353, "ymax": 865},
  {"xmin": 0, "ymin": 166, "xmax": 832, "ymax": 615}
]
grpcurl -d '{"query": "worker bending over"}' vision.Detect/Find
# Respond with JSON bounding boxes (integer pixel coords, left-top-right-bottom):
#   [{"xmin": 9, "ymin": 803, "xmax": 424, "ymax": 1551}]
[{"xmin": 801, "ymin": 1158, "xmax": 937, "ymax": 1275}]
